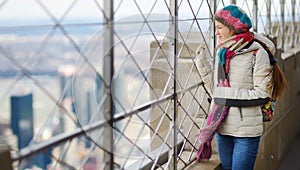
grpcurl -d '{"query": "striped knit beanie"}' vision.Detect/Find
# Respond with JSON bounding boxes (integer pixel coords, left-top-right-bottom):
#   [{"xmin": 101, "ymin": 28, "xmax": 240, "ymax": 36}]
[{"xmin": 215, "ymin": 5, "xmax": 252, "ymax": 33}]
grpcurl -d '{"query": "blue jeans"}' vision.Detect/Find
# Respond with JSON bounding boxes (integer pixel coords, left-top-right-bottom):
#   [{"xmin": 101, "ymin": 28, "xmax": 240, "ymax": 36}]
[{"xmin": 216, "ymin": 133, "xmax": 260, "ymax": 170}]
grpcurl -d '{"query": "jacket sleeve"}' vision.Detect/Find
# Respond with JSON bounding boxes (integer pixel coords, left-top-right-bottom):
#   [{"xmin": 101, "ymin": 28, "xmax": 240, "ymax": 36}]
[
  {"xmin": 196, "ymin": 46, "xmax": 213, "ymax": 95},
  {"xmin": 213, "ymin": 48, "xmax": 272, "ymax": 107}
]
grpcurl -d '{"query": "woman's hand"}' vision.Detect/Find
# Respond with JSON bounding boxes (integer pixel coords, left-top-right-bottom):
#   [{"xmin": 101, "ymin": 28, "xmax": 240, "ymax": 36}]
[{"xmin": 196, "ymin": 44, "xmax": 206, "ymax": 55}]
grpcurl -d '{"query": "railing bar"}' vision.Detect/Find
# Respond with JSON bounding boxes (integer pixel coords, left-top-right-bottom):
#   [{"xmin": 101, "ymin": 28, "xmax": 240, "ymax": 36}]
[
  {"xmin": 114, "ymin": 94, "xmax": 173, "ymax": 121},
  {"xmin": 12, "ymin": 119, "xmax": 106, "ymax": 161},
  {"xmin": 177, "ymin": 82, "xmax": 204, "ymax": 94}
]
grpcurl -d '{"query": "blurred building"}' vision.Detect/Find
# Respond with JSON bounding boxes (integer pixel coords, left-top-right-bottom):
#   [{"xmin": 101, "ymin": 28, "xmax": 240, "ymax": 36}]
[
  {"xmin": 10, "ymin": 93, "xmax": 51, "ymax": 169},
  {"xmin": 57, "ymin": 65, "xmax": 80, "ymax": 167}
]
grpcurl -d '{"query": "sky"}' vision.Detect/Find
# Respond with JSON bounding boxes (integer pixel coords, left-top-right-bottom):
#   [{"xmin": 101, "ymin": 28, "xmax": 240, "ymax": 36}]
[
  {"xmin": 0, "ymin": 0, "xmax": 293, "ymax": 21},
  {"xmin": 0, "ymin": 0, "xmax": 211, "ymax": 21},
  {"xmin": 0, "ymin": 0, "xmax": 102, "ymax": 20}
]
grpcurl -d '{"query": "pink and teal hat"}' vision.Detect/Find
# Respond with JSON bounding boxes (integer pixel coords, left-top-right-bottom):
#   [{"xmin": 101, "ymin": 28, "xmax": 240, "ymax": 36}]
[{"xmin": 214, "ymin": 5, "xmax": 252, "ymax": 33}]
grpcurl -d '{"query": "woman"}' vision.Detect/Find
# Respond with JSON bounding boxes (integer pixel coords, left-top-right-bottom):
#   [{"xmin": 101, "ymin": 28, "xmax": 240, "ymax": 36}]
[{"xmin": 196, "ymin": 5, "xmax": 286, "ymax": 170}]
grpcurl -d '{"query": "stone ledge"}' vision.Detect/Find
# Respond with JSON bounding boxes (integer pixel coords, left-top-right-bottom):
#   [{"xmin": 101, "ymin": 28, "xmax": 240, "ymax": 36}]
[
  {"xmin": 185, "ymin": 152, "xmax": 221, "ymax": 170},
  {"xmin": 183, "ymin": 137, "xmax": 221, "ymax": 170},
  {"xmin": 281, "ymin": 45, "xmax": 300, "ymax": 60}
]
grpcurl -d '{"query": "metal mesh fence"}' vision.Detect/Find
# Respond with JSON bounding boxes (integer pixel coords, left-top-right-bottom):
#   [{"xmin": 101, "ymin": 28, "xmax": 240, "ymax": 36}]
[{"xmin": 0, "ymin": 0, "xmax": 299, "ymax": 169}]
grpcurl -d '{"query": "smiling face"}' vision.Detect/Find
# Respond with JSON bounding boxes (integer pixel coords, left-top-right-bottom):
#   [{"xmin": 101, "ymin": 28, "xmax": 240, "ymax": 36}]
[{"xmin": 215, "ymin": 20, "xmax": 236, "ymax": 44}]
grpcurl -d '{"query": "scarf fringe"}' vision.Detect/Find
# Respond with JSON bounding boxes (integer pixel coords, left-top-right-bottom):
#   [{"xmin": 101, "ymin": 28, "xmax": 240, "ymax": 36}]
[{"xmin": 196, "ymin": 142, "xmax": 212, "ymax": 162}]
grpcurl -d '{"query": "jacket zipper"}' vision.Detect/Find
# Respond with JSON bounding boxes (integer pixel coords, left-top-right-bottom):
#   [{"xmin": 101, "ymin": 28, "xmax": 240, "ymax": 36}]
[{"xmin": 238, "ymin": 107, "xmax": 243, "ymax": 121}]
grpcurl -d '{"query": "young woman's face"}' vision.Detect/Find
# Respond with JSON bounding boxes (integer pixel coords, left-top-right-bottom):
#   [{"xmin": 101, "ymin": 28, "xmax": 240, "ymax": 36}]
[{"xmin": 215, "ymin": 20, "xmax": 235, "ymax": 43}]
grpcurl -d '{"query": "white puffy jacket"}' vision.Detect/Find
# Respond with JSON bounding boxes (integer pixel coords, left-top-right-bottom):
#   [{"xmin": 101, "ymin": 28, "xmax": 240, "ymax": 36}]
[{"xmin": 197, "ymin": 33, "xmax": 274, "ymax": 137}]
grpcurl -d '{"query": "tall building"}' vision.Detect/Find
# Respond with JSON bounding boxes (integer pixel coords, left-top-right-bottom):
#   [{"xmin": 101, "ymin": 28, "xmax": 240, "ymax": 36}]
[
  {"xmin": 10, "ymin": 93, "xmax": 51, "ymax": 169},
  {"xmin": 10, "ymin": 93, "xmax": 33, "ymax": 150}
]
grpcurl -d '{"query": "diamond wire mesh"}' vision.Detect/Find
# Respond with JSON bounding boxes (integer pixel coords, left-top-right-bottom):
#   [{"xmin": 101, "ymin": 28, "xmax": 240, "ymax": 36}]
[
  {"xmin": 0, "ymin": 0, "xmax": 299, "ymax": 170},
  {"xmin": 285, "ymin": 0, "xmax": 300, "ymax": 49},
  {"xmin": 256, "ymin": 0, "xmax": 270, "ymax": 33},
  {"xmin": 271, "ymin": 0, "xmax": 284, "ymax": 48},
  {"xmin": 296, "ymin": 0, "xmax": 300, "ymax": 43}
]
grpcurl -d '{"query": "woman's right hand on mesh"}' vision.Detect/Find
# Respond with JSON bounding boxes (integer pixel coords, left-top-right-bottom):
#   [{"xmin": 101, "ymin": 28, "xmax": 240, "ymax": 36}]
[{"xmin": 196, "ymin": 44, "xmax": 206, "ymax": 55}]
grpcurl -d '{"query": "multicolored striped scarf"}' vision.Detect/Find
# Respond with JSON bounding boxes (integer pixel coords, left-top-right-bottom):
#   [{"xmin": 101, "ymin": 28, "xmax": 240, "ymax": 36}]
[{"xmin": 196, "ymin": 31, "xmax": 254, "ymax": 161}]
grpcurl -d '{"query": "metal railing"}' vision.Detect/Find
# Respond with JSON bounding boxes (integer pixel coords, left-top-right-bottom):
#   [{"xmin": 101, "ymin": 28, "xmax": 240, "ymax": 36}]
[{"xmin": 0, "ymin": 0, "xmax": 299, "ymax": 169}]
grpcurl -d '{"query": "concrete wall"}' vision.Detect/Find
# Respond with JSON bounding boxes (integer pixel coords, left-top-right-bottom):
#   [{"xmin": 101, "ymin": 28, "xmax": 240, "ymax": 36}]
[{"xmin": 255, "ymin": 46, "xmax": 300, "ymax": 170}]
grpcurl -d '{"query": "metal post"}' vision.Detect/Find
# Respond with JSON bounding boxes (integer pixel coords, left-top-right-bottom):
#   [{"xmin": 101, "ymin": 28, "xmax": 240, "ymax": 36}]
[
  {"xmin": 103, "ymin": 1, "xmax": 114, "ymax": 170},
  {"xmin": 169, "ymin": 0, "xmax": 178, "ymax": 169},
  {"xmin": 291, "ymin": 0, "xmax": 296, "ymax": 48},
  {"xmin": 298, "ymin": 0, "xmax": 300, "ymax": 44},
  {"xmin": 252, "ymin": 0, "xmax": 258, "ymax": 32},
  {"xmin": 280, "ymin": 0, "xmax": 285, "ymax": 51},
  {"xmin": 209, "ymin": 0, "xmax": 217, "ymax": 64},
  {"xmin": 266, "ymin": 0, "xmax": 272, "ymax": 35}
]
